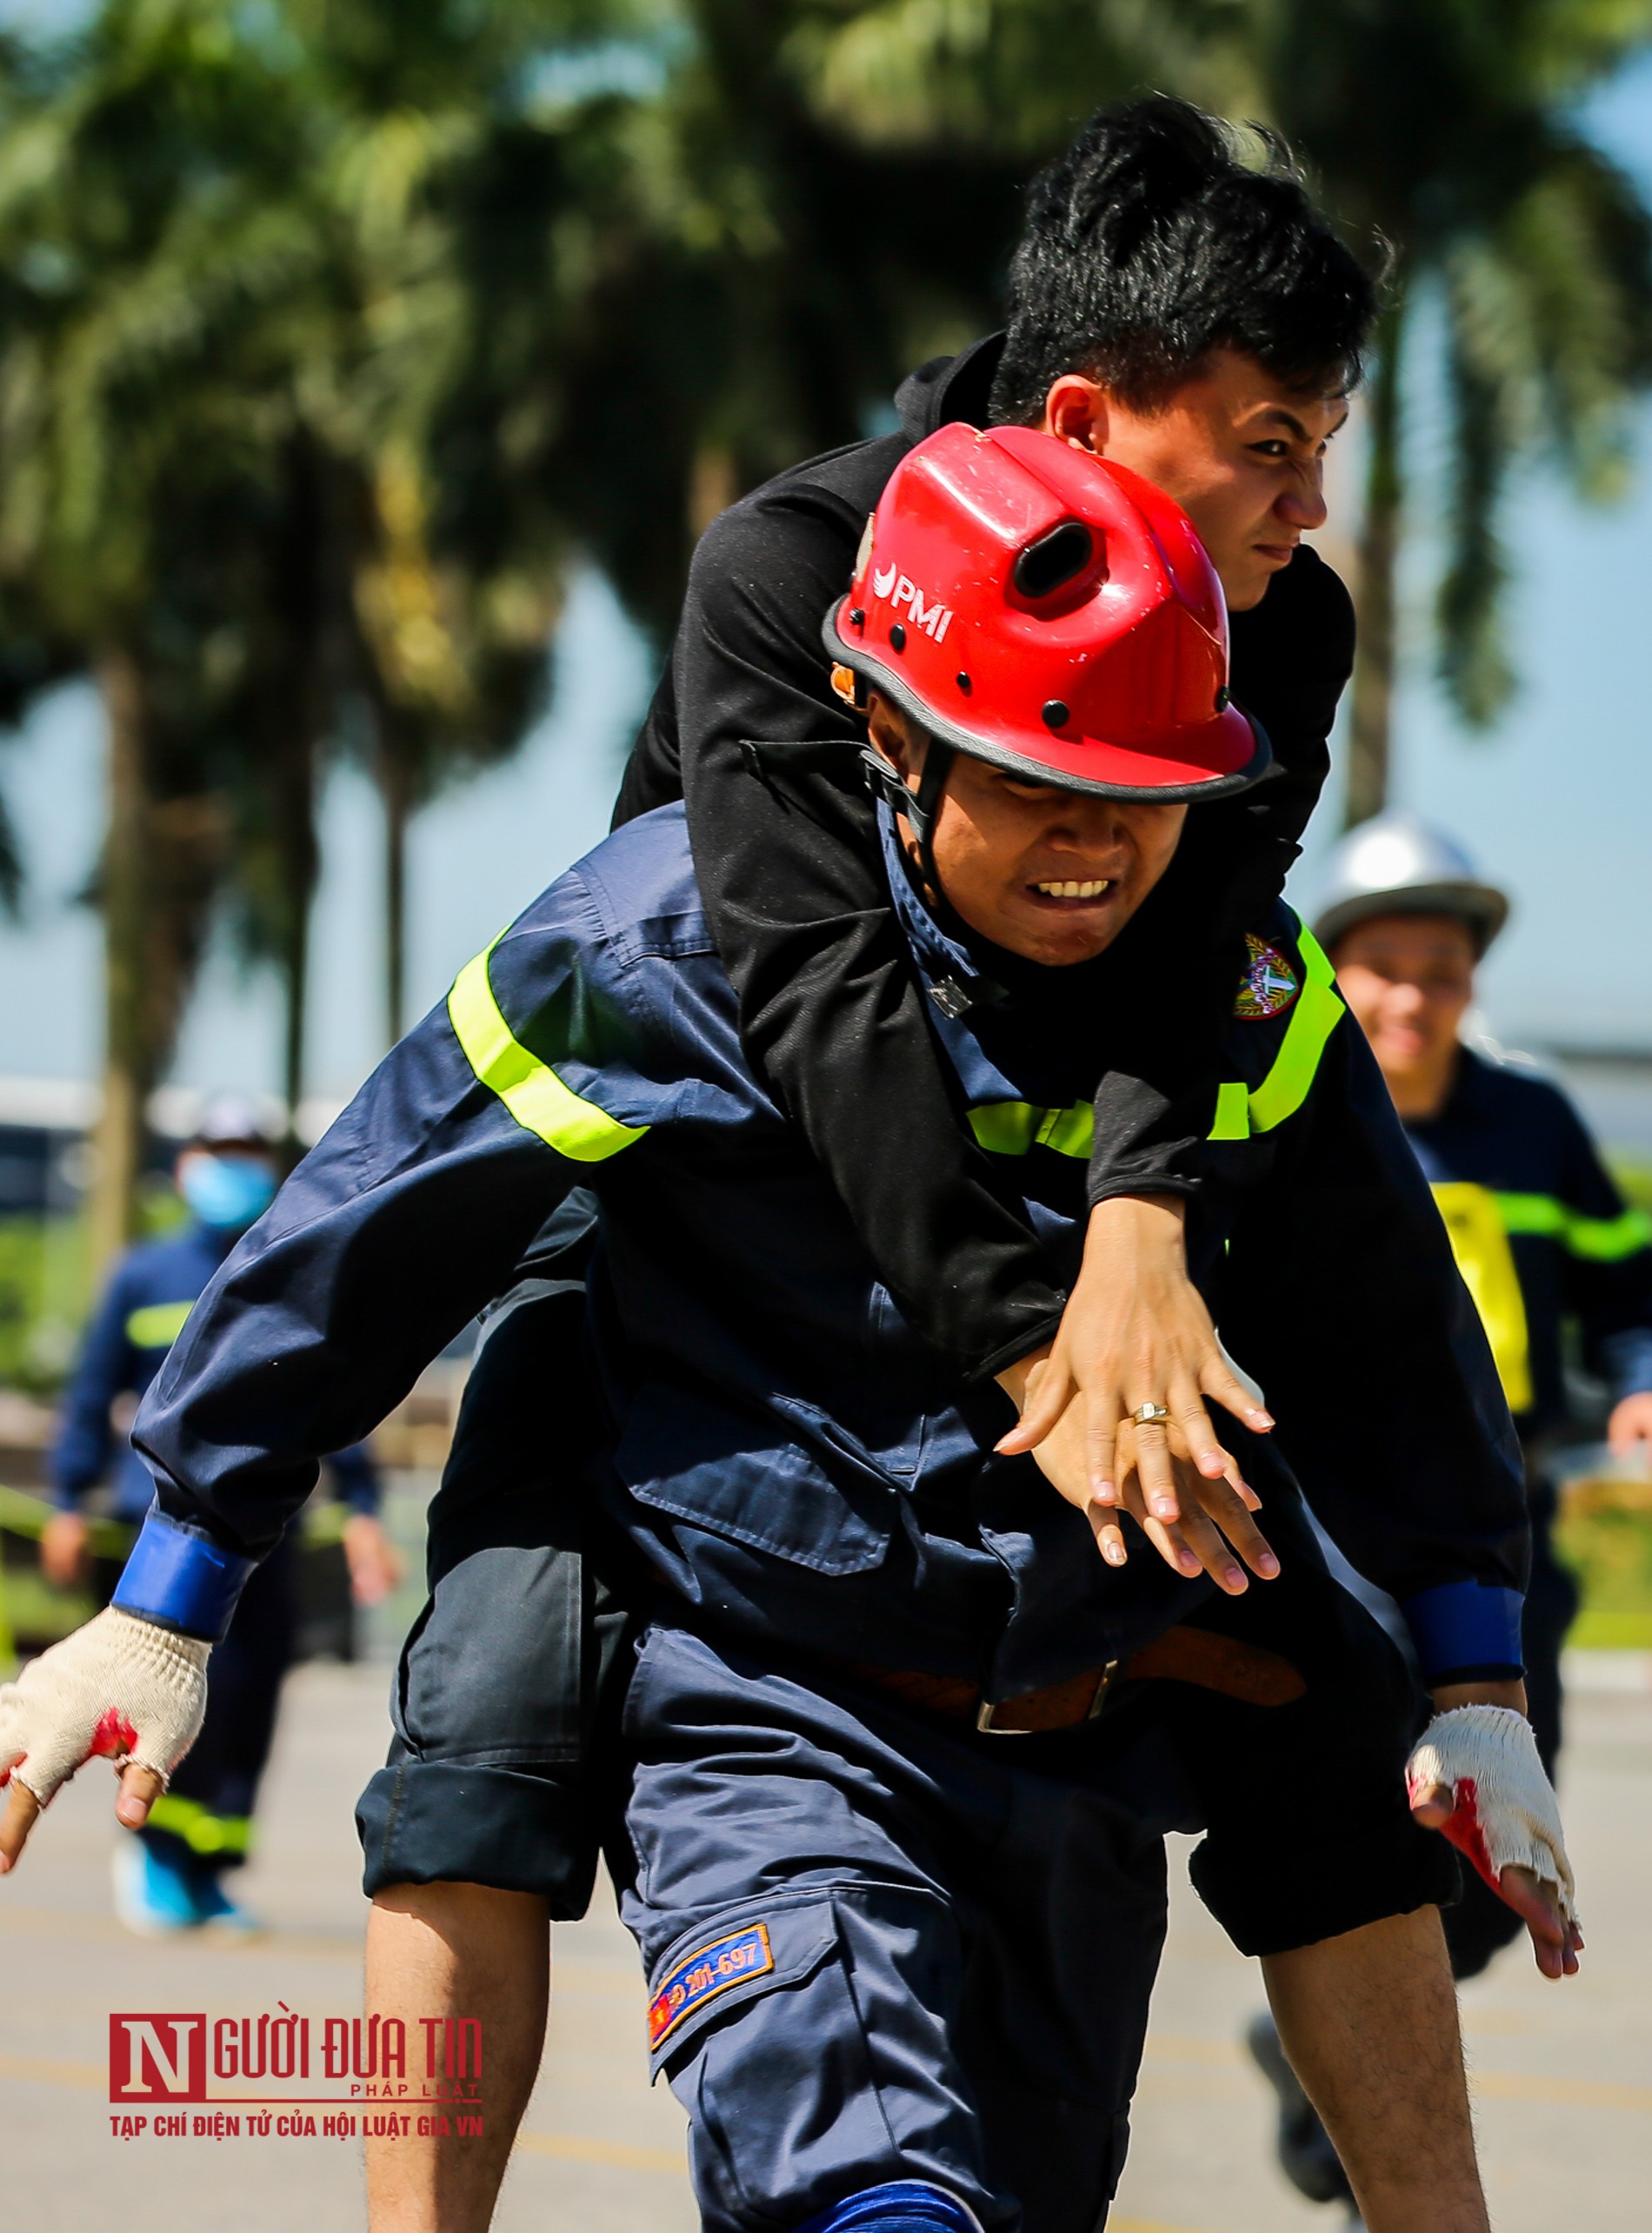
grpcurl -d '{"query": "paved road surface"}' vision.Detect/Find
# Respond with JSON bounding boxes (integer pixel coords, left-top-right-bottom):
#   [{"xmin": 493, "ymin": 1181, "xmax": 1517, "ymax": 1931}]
[{"xmin": 2, "ymin": 1658, "xmax": 1649, "ymax": 2232}]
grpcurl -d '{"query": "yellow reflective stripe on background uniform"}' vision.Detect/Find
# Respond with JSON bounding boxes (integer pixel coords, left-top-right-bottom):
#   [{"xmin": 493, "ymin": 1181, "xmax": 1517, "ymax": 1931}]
[
  {"xmin": 1430, "ymin": 1182, "xmax": 1534, "ymax": 1413},
  {"xmin": 146, "ymin": 1792, "xmax": 251, "ymax": 1856},
  {"xmin": 1493, "ymin": 1192, "xmax": 1652, "ymax": 1263},
  {"xmin": 447, "ymin": 937, "xmax": 648, "ymax": 1163},
  {"xmin": 125, "ymin": 1300, "xmax": 194, "ymax": 1350},
  {"xmin": 1207, "ymin": 927, "xmax": 1343, "ymax": 1140},
  {"xmin": 968, "ymin": 1100, "xmax": 1094, "ymax": 1160}
]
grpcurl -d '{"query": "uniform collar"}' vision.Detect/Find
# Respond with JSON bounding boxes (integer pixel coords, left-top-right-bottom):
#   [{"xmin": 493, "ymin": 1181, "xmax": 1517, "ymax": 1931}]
[{"xmin": 1414, "ymin": 1043, "xmax": 1495, "ymax": 1131}]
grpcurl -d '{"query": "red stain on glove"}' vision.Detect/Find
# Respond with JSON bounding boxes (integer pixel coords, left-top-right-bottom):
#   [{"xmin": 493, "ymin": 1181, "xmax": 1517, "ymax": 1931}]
[
  {"xmin": 1410, "ymin": 1770, "xmax": 1502, "ymax": 1898},
  {"xmin": 88, "ymin": 1706, "xmax": 139, "ymax": 1762}
]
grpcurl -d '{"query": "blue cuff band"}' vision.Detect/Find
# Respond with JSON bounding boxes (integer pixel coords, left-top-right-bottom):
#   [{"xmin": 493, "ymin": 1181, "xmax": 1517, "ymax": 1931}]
[
  {"xmin": 111, "ymin": 1510, "xmax": 256, "ymax": 1642},
  {"xmin": 1400, "ymin": 1581, "xmax": 1525, "ymax": 1683},
  {"xmin": 796, "ymin": 2182, "xmax": 980, "ymax": 2233}
]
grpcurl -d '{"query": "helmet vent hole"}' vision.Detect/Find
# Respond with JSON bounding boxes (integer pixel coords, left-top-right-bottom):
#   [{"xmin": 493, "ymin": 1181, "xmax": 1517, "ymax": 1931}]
[{"xmin": 1013, "ymin": 522, "xmax": 1095, "ymax": 600}]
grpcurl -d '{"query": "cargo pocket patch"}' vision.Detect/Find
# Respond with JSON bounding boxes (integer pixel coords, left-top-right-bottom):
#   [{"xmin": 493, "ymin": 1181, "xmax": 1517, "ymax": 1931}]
[
  {"xmin": 643, "ymin": 1897, "xmax": 842, "ymax": 2078},
  {"xmin": 648, "ymin": 1922, "xmax": 775, "ymax": 2050}
]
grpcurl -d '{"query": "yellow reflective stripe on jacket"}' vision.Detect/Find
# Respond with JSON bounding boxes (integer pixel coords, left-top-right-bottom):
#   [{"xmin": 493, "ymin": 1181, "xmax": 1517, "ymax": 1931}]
[
  {"xmin": 1209, "ymin": 1081, "xmax": 1249, "ymax": 1142},
  {"xmin": 969, "ymin": 1100, "xmax": 1094, "ymax": 1161},
  {"xmin": 1493, "ymin": 1192, "xmax": 1652, "ymax": 1263},
  {"xmin": 146, "ymin": 1792, "xmax": 251, "ymax": 1856},
  {"xmin": 1207, "ymin": 928, "xmax": 1343, "ymax": 1140},
  {"xmin": 447, "ymin": 937, "xmax": 648, "ymax": 1163},
  {"xmin": 125, "ymin": 1300, "xmax": 194, "ymax": 1350},
  {"xmin": 1430, "ymin": 1182, "xmax": 1533, "ymax": 1413}
]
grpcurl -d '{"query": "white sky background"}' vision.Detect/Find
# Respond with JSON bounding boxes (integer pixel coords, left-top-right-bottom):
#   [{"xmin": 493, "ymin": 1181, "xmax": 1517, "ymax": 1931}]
[{"xmin": 2, "ymin": 51, "xmax": 1651, "ymax": 1102}]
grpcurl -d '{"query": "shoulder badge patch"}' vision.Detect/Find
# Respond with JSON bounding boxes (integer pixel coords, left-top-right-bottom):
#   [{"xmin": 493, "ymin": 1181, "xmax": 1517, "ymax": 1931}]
[
  {"xmin": 648, "ymin": 1922, "xmax": 774, "ymax": 2050},
  {"xmin": 1235, "ymin": 934, "xmax": 1300, "ymax": 1022}
]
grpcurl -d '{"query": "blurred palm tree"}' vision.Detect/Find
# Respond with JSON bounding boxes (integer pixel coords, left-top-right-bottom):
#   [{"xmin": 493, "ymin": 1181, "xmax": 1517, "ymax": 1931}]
[
  {"xmin": 0, "ymin": 0, "xmax": 631, "ymax": 1254},
  {"xmin": 0, "ymin": 0, "xmax": 320, "ymax": 1260}
]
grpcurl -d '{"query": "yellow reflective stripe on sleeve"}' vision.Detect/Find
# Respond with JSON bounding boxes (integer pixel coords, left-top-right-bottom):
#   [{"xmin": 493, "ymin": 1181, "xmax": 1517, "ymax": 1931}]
[
  {"xmin": 447, "ymin": 937, "xmax": 649, "ymax": 1163},
  {"xmin": 1207, "ymin": 927, "xmax": 1344, "ymax": 1140},
  {"xmin": 125, "ymin": 1300, "xmax": 194, "ymax": 1350},
  {"xmin": 968, "ymin": 1100, "xmax": 1094, "ymax": 1161},
  {"xmin": 1493, "ymin": 1192, "xmax": 1652, "ymax": 1263}
]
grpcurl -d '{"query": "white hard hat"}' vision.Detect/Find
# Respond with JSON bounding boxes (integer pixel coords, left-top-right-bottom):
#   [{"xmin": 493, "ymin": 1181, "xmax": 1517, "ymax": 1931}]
[
  {"xmin": 191, "ymin": 1092, "xmax": 276, "ymax": 1150},
  {"xmin": 1312, "ymin": 810, "xmax": 1510, "ymax": 957}
]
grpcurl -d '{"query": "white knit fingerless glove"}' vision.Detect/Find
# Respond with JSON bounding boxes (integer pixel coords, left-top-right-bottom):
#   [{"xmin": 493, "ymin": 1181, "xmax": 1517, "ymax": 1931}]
[
  {"xmin": 0, "ymin": 1607, "xmax": 210, "ymax": 1807},
  {"xmin": 1407, "ymin": 1704, "xmax": 1575, "ymax": 1925}
]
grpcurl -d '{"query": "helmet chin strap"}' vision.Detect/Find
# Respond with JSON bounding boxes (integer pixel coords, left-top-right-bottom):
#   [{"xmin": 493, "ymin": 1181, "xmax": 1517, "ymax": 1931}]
[
  {"xmin": 859, "ymin": 736, "xmax": 954, "ymax": 902},
  {"xmin": 859, "ymin": 735, "xmax": 1010, "ymax": 1015}
]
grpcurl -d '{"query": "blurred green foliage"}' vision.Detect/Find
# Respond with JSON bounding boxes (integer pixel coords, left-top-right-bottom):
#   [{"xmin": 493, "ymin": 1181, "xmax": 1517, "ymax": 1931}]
[
  {"xmin": 0, "ymin": 1213, "xmax": 90, "ymax": 1392},
  {"xmin": 1558, "ymin": 1503, "xmax": 1652, "ymax": 1647}
]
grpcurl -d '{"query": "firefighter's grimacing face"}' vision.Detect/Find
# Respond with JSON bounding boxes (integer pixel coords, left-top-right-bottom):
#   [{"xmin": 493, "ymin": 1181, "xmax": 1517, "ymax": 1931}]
[{"xmin": 866, "ymin": 697, "xmax": 1186, "ymax": 968}]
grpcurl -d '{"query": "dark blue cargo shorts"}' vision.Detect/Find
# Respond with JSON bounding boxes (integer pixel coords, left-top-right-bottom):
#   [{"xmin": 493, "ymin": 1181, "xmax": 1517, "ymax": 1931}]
[{"xmin": 621, "ymin": 1619, "xmax": 1180, "ymax": 2233}]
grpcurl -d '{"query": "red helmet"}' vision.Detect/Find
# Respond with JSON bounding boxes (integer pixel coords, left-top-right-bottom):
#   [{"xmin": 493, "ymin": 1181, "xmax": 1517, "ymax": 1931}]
[{"xmin": 824, "ymin": 423, "xmax": 1268, "ymax": 799}]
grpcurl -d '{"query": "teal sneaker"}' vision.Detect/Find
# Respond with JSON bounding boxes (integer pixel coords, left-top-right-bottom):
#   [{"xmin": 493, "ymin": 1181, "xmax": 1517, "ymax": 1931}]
[
  {"xmin": 111, "ymin": 1838, "xmax": 202, "ymax": 1938},
  {"xmin": 190, "ymin": 1870, "xmax": 263, "ymax": 1936}
]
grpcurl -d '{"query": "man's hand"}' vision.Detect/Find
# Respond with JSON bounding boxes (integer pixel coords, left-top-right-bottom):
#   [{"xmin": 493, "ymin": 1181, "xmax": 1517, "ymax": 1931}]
[
  {"xmin": 0, "ymin": 1608, "xmax": 209, "ymax": 1874},
  {"xmin": 39, "ymin": 1510, "xmax": 91, "ymax": 1591},
  {"xmin": 995, "ymin": 1194, "xmax": 1272, "ymax": 1523},
  {"xmin": 1408, "ymin": 1683, "xmax": 1582, "ymax": 1982},
  {"xmin": 1004, "ymin": 1352, "xmax": 1279, "ymax": 1593},
  {"xmin": 1608, "ymin": 1390, "xmax": 1652, "ymax": 1461},
  {"xmin": 343, "ymin": 1514, "xmax": 403, "ymax": 1607}
]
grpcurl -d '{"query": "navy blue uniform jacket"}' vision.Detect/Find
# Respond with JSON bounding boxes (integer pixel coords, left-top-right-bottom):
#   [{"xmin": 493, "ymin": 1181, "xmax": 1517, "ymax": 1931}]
[{"xmin": 123, "ymin": 806, "xmax": 1526, "ymax": 1688}]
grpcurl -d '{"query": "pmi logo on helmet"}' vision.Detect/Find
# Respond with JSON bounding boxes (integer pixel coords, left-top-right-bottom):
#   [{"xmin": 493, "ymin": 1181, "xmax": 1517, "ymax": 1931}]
[{"xmin": 870, "ymin": 562, "xmax": 952, "ymax": 643}]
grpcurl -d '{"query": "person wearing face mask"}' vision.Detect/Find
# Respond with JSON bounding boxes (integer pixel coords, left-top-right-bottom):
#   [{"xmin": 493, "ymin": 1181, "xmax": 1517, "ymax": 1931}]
[{"xmin": 41, "ymin": 1093, "xmax": 400, "ymax": 1936}]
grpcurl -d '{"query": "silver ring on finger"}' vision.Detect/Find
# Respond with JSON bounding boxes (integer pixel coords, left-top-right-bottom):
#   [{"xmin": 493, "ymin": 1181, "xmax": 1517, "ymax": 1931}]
[{"xmin": 1131, "ymin": 1402, "xmax": 1171, "ymax": 1428}]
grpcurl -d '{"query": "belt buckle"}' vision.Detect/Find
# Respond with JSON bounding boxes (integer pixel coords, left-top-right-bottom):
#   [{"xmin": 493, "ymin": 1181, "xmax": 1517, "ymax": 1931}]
[{"xmin": 975, "ymin": 1659, "xmax": 1121, "ymax": 1736}]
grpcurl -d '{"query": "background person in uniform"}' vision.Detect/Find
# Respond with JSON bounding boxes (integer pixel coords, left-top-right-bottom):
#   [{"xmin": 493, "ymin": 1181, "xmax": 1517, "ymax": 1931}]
[
  {"xmin": 42, "ymin": 1094, "xmax": 402, "ymax": 1936},
  {"xmin": 1249, "ymin": 811, "xmax": 1652, "ymax": 2214}
]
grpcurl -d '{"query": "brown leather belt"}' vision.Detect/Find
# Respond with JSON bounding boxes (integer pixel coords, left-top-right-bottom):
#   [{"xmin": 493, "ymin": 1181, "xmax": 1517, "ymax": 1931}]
[{"xmin": 843, "ymin": 1623, "xmax": 1304, "ymax": 1735}]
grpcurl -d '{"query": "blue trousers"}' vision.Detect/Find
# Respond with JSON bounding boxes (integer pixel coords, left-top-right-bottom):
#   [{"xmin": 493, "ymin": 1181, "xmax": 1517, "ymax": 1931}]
[{"xmin": 620, "ymin": 1621, "xmax": 1183, "ymax": 2233}]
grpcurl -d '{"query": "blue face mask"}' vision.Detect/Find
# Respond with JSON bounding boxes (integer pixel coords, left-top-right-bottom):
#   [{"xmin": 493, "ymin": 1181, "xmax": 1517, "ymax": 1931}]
[{"xmin": 179, "ymin": 1151, "xmax": 277, "ymax": 1233}]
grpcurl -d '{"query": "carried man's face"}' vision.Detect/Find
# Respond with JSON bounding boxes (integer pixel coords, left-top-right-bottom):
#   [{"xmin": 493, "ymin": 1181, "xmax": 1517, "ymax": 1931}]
[
  {"xmin": 1042, "ymin": 346, "xmax": 1349, "ymax": 611},
  {"xmin": 867, "ymin": 699, "xmax": 1186, "ymax": 968}
]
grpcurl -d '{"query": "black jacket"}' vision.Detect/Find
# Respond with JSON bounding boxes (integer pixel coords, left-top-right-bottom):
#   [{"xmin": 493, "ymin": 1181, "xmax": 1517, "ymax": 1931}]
[{"xmin": 615, "ymin": 336, "xmax": 1356, "ymax": 1376}]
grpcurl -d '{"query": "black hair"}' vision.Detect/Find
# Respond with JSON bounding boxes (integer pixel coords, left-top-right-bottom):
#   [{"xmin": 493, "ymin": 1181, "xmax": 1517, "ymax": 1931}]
[{"xmin": 989, "ymin": 96, "xmax": 1379, "ymax": 425}]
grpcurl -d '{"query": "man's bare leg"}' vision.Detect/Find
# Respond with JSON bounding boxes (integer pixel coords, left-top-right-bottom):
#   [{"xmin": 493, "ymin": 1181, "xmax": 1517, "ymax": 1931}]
[
  {"xmin": 1262, "ymin": 1905, "xmax": 1485, "ymax": 2233},
  {"xmin": 366, "ymin": 1883, "xmax": 550, "ymax": 2233}
]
